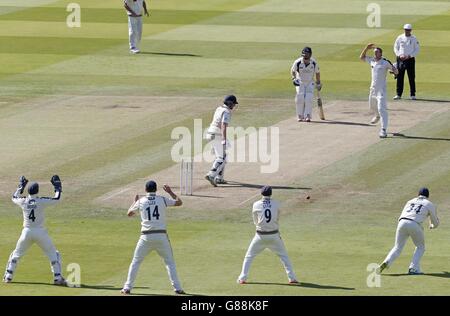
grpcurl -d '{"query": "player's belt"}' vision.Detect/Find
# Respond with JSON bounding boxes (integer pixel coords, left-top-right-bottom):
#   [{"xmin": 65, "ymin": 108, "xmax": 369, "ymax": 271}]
[
  {"xmin": 256, "ymin": 230, "xmax": 279, "ymax": 235},
  {"xmin": 141, "ymin": 230, "xmax": 167, "ymax": 235},
  {"xmin": 399, "ymin": 217, "xmax": 419, "ymax": 224}
]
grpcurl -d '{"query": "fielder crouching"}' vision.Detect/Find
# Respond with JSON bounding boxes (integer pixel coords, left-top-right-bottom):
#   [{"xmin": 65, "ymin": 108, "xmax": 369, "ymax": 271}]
[{"xmin": 3, "ymin": 175, "xmax": 67, "ymax": 286}]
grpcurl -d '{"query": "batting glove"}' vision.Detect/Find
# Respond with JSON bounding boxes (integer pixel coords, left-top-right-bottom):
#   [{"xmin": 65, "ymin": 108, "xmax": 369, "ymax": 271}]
[
  {"xmin": 292, "ymin": 78, "xmax": 300, "ymax": 86},
  {"xmin": 315, "ymin": 81, "xmax": 322, "ymax": 91}
]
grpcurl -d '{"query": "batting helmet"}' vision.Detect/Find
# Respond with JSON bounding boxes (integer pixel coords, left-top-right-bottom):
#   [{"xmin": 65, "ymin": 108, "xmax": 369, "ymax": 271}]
[
  {"xmin": 301, "ymin": 46, "xmax": 312, "ymax": 57},
  {"xmin": 224, "ymin": 95, "xmax": 238, "ymax": 108},
  {"xmin": 28, "ymin": 182, "xmax": 39, "ymax": 195},
  {"xmin": 145, "ymin": 180, "xmax": 157, "ymax": 193}
]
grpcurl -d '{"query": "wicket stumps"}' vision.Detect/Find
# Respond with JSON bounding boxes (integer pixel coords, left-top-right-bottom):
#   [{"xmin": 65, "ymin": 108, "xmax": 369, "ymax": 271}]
[{"xmin": 180, "ymin": 159, "xmax": 193, "ymax": 195}]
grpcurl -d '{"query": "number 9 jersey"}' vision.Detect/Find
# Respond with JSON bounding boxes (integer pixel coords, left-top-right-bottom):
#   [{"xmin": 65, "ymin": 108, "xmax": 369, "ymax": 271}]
[
  {"xmin": 252, "ymin": 197, "xmax": 280, "ymax": 232},
  {"xmin": 128, "ymin": 193, "xmax": 177, "ymax": 233}
]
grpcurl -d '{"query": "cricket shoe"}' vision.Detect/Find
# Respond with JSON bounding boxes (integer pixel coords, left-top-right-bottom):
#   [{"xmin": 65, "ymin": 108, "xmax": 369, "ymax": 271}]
[
  {"xmin": 393, "ymin": 95, "xmax": 401, "ymax": 100},
  {"xmin": 130, "ymin": 49, "xmax": 140, "ymax": 54},
  {"xmin": 377, "ymin": 262, "xmax": 388, "ymax": 274},
  {"xmin": 370, "ymin": 116, "xmax": 380, "ymax": 124},
  {"xmin": 54, "ymin": 277, "xmax": 68, "ymax": 286},
  {"xmin": 204, "ymin": 174, "xmax": 217, "ymax": 187},
  {"xmin": 410, "ymin": 96, "xmax": 416, "ymax": 100},
  {"xmin": 174, "ymin": 289, "xmax": 186, "ymax": 295},
  {"xmin": 237, "ymin": 279, "xmax": 247, "ymax": 284},
  {"xmin": 304, "ymin": 115, "xmax": 311, "ymax": 122},
  {"xmin": 289, "ymin": 279, "xmax": 299, "ymax": 284},
  {"xmin": 215, "ymin": 178, "xmax": 227, "ymax": 185},
  {"xmin": 120, "ymin": 288, "xmax": 131, "ymax": 295},
  {"xmin": 3, "ymin": 274, "xmax": 12, "ymax": 283},
  {"xmin": 297, "ymin": 115, "xmax": 304, "ymax": 122},
  {"xmin": 408, "ymin": 268, "xmax": 423, "ymax": 275},
  {"xmin": 379, "ymin": 129, "xmax": 387, "ymax": 138}
]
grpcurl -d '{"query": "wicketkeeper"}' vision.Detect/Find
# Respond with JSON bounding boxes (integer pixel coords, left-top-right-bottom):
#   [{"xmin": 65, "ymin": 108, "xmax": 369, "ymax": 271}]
[{"xmin": 3, "ymin": 175, "xmax": 67, "ymax": 286}]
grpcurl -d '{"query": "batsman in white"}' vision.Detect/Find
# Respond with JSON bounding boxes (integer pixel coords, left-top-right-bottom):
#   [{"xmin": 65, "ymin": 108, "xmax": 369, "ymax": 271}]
[
  {"xmin": 237, "ymin": 186, "xmax": 298, "ymax": 284},
  {"xmin": 360, "ymin": 43, "xmax": 398, "ymax": 138},
  {"xmin": 204, "ymin": 95, "xmax": 238, "ymax": 186},
  {"xmin": 3, "ymin": 175, "xmax": 67, "ymax": 286},
  {"xmin": 124, "ymin": 0, "xmax": 149, "ymax": 54},
  {"xmin": 378, "ymin": 188, "xmax": 439, "ymax": 275},
  {"xmin": 121, "ymin": 180, "xmax": 185, "ymax": 295},
  {"xmin": 290, "ymin": 46, "xmax": 321, "ymax": 122}
]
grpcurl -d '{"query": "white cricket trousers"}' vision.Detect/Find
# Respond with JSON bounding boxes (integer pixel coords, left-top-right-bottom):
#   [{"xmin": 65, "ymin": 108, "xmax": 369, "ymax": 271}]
[
  {"xmin": 5, "ymin": 228, "xmax": 63, "ymax": 280},
  {"xmin": 384, "ymin": 219, "xmax": 425, "ymax": 271},
  {"xmin": 238, "ymin": 233, "xmax": 297, "ymax": 282},
  {"xmin": 207, "ymin": 135, "xmax": 227, "ymax": 180},
  {"xmin": 128, "ymin": 16, "xmax": 143, "ymax": 50},
  {"xmin": 369, "ymin": 87, "xmax": 388, "ymax": 130},
  {"xmin": 124, "ymin": 233, "xmax": 183, "ymax": 291},
  {"xmin": 295, "ymin": 82, "xmax": 314, "ymax": 119}
]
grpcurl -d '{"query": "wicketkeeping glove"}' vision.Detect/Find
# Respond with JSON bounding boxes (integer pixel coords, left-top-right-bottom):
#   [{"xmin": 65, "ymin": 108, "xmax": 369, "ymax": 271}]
[
  {"xmin": 50, "ymin": 175, "xmax": 62, "ymax": 192},
  {"xmin": 18, "ymin": 176, "xmax": 28, "ymax": 194}
]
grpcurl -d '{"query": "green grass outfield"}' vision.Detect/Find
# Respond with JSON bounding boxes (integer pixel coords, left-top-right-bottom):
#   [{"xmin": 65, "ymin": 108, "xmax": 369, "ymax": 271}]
[{"xmin": 0, "ymin": 0, "xmax": 449, "ymax": 296}]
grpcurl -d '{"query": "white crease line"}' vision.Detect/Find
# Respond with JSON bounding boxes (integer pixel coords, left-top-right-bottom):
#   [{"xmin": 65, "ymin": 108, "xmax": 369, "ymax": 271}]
[
  {"xmin": 100, "ymin": 187, "xmax": 130, "ymax": 201},
  {"xmin": 238, "ymin": 192, "xmax": 260, "ymax": 206}
]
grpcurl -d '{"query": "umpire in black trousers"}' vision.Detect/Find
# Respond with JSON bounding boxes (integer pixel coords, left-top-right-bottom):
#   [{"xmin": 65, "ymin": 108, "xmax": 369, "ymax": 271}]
[{"xmin": 393, "ymin": 24, "xmax": 420, "ymax": 100}]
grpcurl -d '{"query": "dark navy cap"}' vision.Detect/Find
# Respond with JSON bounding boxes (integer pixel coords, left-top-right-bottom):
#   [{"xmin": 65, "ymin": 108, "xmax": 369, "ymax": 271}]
[
  {"xmin": 28, "ymin": 182, "xmax": 39, "ymax": 195},
  {"xmin": 224, "ymin": 95, "xmax": 238, "ymax": 105},
  {"xmin": 418, "ymin": 187, "xmax": 429, "ymax": 198},
  {"xmin": 145, "ymin": 180, "xmax": 157, "ymax": 192},
  {"xmin": 261, "ymin": 185, "xmax": 272, "ymax": 196}
]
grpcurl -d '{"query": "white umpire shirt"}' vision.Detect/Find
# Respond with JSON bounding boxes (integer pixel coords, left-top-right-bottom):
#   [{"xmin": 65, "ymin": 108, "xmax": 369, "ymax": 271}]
[
  {"xmin": 124, "ymin": 0, "xmax": 144, "ymax": 16},
  {"xmin": 398, "ymin": 195, "xmax": 439, "ymax": 227},
  {"xmin": 394, "ymin": 34, "xmax": 420, "ymax": 58}
]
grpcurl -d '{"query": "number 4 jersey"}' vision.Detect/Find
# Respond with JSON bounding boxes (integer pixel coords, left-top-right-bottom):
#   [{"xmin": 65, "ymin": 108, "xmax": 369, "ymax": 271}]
[
  {"xmin": 129, "ymin": 193, "xmax": 177, "ymax": 233},
  {"xmin": 12, "ymin": 188, "xmax": 61, "ymax": 229},
  {"xmin": 399, "ymin": 196, "xmax": 439, "ymax": 227},
  {"xmin": 252, "ymin": 197, "xmax": 280, "ymax": 232}
]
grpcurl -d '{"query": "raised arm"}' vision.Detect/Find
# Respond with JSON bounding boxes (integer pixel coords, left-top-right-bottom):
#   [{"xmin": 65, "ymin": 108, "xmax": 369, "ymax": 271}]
[
  {"xmin": 360, "ymin": 43, "xmax": 374, "ymax": 61},
  {"xmin": 163, "ymin": 185, "xmax": 182, "ymax": 206}
]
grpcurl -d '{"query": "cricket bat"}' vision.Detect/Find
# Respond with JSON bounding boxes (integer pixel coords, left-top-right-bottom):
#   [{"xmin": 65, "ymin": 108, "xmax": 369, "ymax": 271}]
[{"xmin": 317, "ymin": 90, "xmax": 325, "ymax": 120}]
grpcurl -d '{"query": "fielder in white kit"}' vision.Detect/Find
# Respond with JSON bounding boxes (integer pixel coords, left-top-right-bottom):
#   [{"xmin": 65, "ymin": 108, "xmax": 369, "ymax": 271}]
[
  {"xmin": 360, "ymin": 43, "xmax": 398, "ymax": 138},
  {"xmin": 378, "ymin": 188, "xmax": 439, "ymax": 275},
  {"xmin": 3, "ymin": 176, "xmax": 67, "ymax": 286},
  {"xmin": 124, "ymin": 0, "xmax": 149, "ymax": 54},
  {"xmin": 237, "ymin": 186, "xmax": 298, "ymax": 284},
  {"xmin": 121, "ymin": 180, "xmax": 185, "ymax": 295},
  {"xmin": 290, "ymin": 46, "xmax": 321, "ymax": 122},
  {"xmin": 205, "ymin": 95, "xmax": 238, "ymax": 186}
]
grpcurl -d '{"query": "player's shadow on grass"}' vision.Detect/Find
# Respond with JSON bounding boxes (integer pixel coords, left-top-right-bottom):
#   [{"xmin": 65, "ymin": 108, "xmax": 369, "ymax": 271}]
[
  {"xmin": 140, "ymin": 52, "xmax": 202, "ymax": 57},
  {"xmin": 310, "ymin": 120, "xmax": 373, "ymax": 127},
  {"xmin": 385, "ymin": 271, "xmax": 450, "ymax": 278},
  {"xmin": 245, "ymin": 281, "xmax": 354, "ymax": 291},
  {"xmin": 391, "ymin": 133, "xmax": 450, "ymax": 142},
  {"xmin": 222, "ymin": 181, "xmax": 311, "ymax": 190},
  {"xmin": 413, "ymin": 98, "xmax": 450, "ymax": 103}
]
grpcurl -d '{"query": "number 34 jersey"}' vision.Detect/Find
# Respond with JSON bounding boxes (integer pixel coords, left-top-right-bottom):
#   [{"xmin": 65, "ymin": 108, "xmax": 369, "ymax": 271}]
[
  {"xmin": 398, "ymin": 196, "xmax": 439, "ymax": 226},
  {"xmin": 252, "ymin": 197, "xmax": 280, "ymax": 232},
  {"xmin": 129, "ymin": 193, "xmax": 176, "ymax": 233}
]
